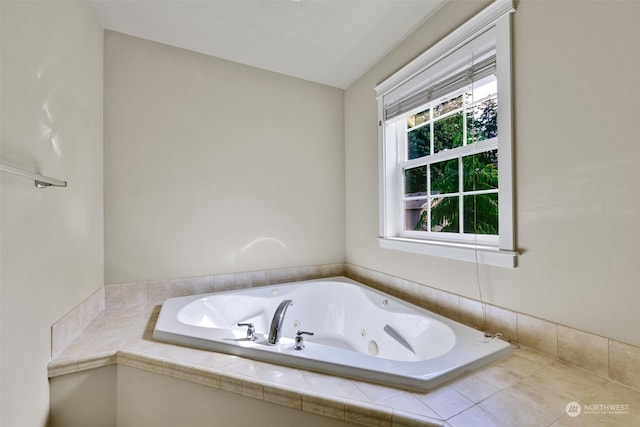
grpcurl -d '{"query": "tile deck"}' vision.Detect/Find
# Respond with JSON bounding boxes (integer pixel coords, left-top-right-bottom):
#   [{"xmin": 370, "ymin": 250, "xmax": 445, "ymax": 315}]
[{"xmin": 49, "ymin": 302, "xmax": 640, "ymax": 427}]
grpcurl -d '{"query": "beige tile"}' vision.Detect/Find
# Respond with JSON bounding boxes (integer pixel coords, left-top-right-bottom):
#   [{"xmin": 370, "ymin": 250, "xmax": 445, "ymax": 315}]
[
  {"xmin": 580, "ymin": 382, "xmax": 640, "ymax": 425},
  {"xmin": 517, "ymin": 312, "xmax": 558, "ymax": 357},
  {"xmin": 242, "ymin": 379, "xmax": 265, "ymax": 400},
  {"xmin": 552, "ymin": 411, "xmax": 640, "ymax": 427},
  {"xmin": 139, "ymin": 340, "xmax": 175, "ymax": 359},
  {"xmin": 448, "ymin": 405, "xmax": 508, "ymax": 427},
  {"xmin": 585, "ymin": 381, "xmax": 640, "ymax": 413},
  {"xmin": 76, "ymin": 353, "xmax": 117, "ymax": 372},
  {"xmin": 402, "ymin": 280, "xmax": 423, "ymax": 307},
  {"xmin": 188, "ymin": 366, "xmax": 222, "ymax": 388},
  {"xmin": 233, "ymin": 272, "xmax": 253, "ymax": 289},
  {"xmin": 193, "ymin": 275, "xmax": 216, "ymax": 294},
  {"xmin": 418, "ymin": 285, "xmax": 440, "ymax": 313},
  {"xmin": 105, "ymin": 284, "xmax": 123, "ymax": 307},
  {"xmin": 459, "ymin": 297, "xmax": 486, "ymax": 330},
  {"xmin": 448, "ymin": 372, "xmax": 501, "ymax": 403},
  {"xmin": 557, "ymin": 325, "xmax": 609, "ymax": 377},
  {"xmin": 285, "ymin": 267, "xmax": 306, "ymax": 282},
  {"xmin": 251, "ymin": 270, "xmax": 269, "ymax": 287},
  {"xmin": 147, "ymin": 280, "xmax": 171, "ymax": 302},
  {"xmin": 265, "ymin": 268, "xmax": 288, "ymax": 286},
  {"xmin": 263, "ymin": 383, "xmax": 302, "ymax": 410},
  {"xmin": 173, "ymin": 346, "xmax": 213, "ymax": 368},
  {"xmin": 415, "ymin": 387, "xmax": 474, "ymax": 420},
  {"xmin": 48, "ymin": 357, "xmax": 81, "ymax": 377},
  {"xmin": 215, "ymin": 273, "xmax": 235, "ymax": 292},
  {"xmin": 302, "ymin": 390, "xmax": 345, "ymax": 420},
  {"xmin": 170, "ymin": 278, "xmax": 194, "ymax": 297},
  {"xmin": 345, "ymin": 400, "xmax": 392, "ymax": 427},
  {"xmin": 479, "ymin": 388, "xmax": 557, "ymax": 426},
  {"xmin": 435, "ymin": 290, "xmax": 460, "ymax": 321},
  {"xmin": 474, "ymin": 364, "xmax": 525, "ymax": 390},
  {"xmin": 301, "ymin": 371, "xmax": 368, "ymax": 401},
  {"xmin": 51, "ymin": 316, "xmax": 73, "ymax": 358},
  {"xmin": 117, "ymin": 351, "xmax": 164, "ymax": 375},
  {"xmin": 492, "ymin": 353, "xmax": 545, "ymax": 378},
  {"xmin": 96, "ymin": 287, "xmax": 106, "ymax": 312},
  {"xmin": 377, "ymin": 391, "xmax": 439, "ymax": 419},
  {"xmin": 484, "ymin": 305, "xmax": 517, "ymax": 343},
  {"xmin": 214, "ymin": 355, "xmax": 259, "ymax": 378},
  {"xmin": 211, "ymin": 352, "xmax": 245, "ymax": 368},
  {"xmin": 319, "ymin": 263, "xmax": 346, "ymax": 278},
  {"xmin": 56, "ymin": 333, "xmax": 95, "ymax": 360},
  {"xmin": 122, "ymin": 282, "xmax": 147, "ymax": 305},
  {"xmin": 553, "ymin": 384, "xmax": 640, "ymax": 427},
  {"xmin": 299, "ymin": 265, "xmax": 323, "ymax": 281},
  {"xmin": 392, "ymin": 409, "xmax": 445, "ymax": 427},
  {"xmin": 220, "ymin": 372, "xmax": 244, "ymax": 394},
  {"xmin": 253, "ymin": 361, "xmax": 308, "ymax": 389},
  {"xmin": 514, "ymin": 346, "xmax": 555, "ymax": 369},
  {"xmin": 353, "ymin": 380, "xmax": 403, "ymax": 403},
  {"xmin": 609, "ymin": 340, "xmax": 640, "ymax": 390},
  {"xmin": 163, "ymin": 359, "xmax": 192, "ymax": 381},
  {"xmin": 527, "ymin": 360, "xmax": 608, "ymax": 402},
  {"xmin": 509, "ymin": 376, "xmax": 575, "ymax": 421},
  {"xmin": 88, "ymin": 327, "xmax": 129, "ymax": 352},
  {"xmin": 354, "ymin": 266, "xmax": 379, "ymax": 288}
]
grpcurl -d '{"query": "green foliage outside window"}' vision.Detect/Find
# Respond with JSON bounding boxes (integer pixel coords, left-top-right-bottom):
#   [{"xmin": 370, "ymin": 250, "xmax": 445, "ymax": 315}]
[{"xmin": 406, "ymin": 94, "xmax": 498, "ymax": 235}]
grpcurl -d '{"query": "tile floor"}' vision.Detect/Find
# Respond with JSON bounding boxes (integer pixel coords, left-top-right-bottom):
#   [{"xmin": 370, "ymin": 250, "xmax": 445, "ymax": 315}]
[{"xmin": 50, "ymin": 302, "xmax": 640, "ymax": 426}]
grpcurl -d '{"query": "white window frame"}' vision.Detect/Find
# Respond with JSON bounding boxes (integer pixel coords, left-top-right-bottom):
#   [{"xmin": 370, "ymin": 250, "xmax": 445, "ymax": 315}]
[{"xmin": 376, "ymin": 0, "xmax": 518, "ymax": 268}]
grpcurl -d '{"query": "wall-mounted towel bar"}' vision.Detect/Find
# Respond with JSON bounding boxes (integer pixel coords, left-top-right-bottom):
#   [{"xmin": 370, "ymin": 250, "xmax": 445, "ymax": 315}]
[{"xmin": 0, "ymin": 163, "xmax": 67, "ymax": 188}]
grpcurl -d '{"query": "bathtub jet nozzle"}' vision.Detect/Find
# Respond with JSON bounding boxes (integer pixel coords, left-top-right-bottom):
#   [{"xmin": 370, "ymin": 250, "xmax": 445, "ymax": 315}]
[{"xmin": 267, "ymin": 299, "xmax": 293, "ymax": 345}]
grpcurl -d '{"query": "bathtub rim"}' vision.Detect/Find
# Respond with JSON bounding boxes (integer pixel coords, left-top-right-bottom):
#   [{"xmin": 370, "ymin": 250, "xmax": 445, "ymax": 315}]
[{"xmin": 153, "ymin": 276, "xmax": 512, "ymax": 391}]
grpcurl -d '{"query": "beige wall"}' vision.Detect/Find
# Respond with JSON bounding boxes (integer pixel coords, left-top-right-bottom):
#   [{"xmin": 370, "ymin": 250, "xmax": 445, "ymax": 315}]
[
  {"xmin": 49, "ymin": 366, "xmax": 354, "ymax": 427},
  {"xmin": 104, "ymin": 31, "xmax": 345, "ymax": 284},
  {"xmin": 345, "ymin": 0, "xmax": 640, "ymax": 346},
  {"xmin": 0, "ymin": 0, "xmax": 104, "ymax": 425}
]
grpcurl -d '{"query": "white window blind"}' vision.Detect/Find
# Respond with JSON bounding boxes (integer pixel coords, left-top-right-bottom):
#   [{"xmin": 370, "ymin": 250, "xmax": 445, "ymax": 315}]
[{"xmin": 381, "ymin": 27, "xmax": 496, "ymax": 121}]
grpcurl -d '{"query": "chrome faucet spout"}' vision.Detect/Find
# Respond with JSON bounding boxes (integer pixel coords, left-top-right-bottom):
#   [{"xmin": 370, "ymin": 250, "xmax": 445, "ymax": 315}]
[{"xmin": 267, "ymin": 299, "xmax": 292, "ymax": 345}]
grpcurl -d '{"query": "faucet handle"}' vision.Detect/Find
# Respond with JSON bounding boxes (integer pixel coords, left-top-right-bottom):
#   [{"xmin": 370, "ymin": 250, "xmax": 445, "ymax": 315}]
[
  {"xmin": 237, "ymin": 323, "xmax": 256, "ymax": 341},
  {"xmin": 294, "ymin": 330, "xmax": 314, "ymax": 350}
]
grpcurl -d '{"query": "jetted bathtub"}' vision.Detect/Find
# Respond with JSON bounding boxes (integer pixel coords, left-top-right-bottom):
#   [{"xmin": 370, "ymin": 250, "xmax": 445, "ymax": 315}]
[{"xmin": 153, "ymin": 277, "xmax": 511, "ymax": 390}]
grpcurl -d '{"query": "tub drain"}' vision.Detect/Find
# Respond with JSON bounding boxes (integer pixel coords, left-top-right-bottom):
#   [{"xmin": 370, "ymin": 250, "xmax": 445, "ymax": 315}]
[{"xmin": 368, "ymin": 340, "xmax": 379, "ymax": 356}]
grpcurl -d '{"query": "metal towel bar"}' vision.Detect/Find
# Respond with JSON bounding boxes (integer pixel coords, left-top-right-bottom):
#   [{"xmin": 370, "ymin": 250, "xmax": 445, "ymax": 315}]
[{"xmin": 0, "ymin": 163, "xmax": 67, "ymax": 188}]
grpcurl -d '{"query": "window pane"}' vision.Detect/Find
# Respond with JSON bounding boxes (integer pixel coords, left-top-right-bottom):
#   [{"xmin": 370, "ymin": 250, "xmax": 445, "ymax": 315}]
[
  {"xmin": 464, "ymin": 193, "xmax": 499, "ymax": 235},
  {"xmin": 430, "ymin": 159, "xmax": 458, "ymax": 195},
  {"xmin": 404, "ymin": 199, "xmax": 428, "ymax": 231},
  {"xmin": 467, "ymin": 97, "xmax": 498, "ymax": 144},
  {"xmin": 407, "ymin": 125, "xmax": 431, "ymax": 159},
  {"xmin": 407, "ymin": 109, "xmax": 430, "ymax": 129},
  {"xmin": 463, "ymin": 149, "xmax": 498, "ymax": 192},
  {"xmin": 434, "ymin": 112, "xmax": 463, "ymax": 153},
  {"xmin": 404, "ymin": 166, "xmax": 427, "ymax": 195},
  {"xmin": 472, "ymin": 76, "xmax": 497, "ymax": 101},
  {"xmin": 431, "ymin": 196, "xmax": 459, "ymax": 233},
  {"xmin": 434, "ymin": 95, "xmax": 463, "ymax": 118}
]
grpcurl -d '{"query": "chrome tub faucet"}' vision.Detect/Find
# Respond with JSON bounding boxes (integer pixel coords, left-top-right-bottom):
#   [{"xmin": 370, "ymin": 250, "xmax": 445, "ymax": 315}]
[{"xmin": 267, "ymin": 299, "xmax": 292, "ymax": 345}]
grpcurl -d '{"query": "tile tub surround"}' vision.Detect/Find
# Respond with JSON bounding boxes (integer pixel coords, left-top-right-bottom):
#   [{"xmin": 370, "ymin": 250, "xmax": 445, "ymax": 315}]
[
  {"xmin": 345, "ymin": 264, "xmax": 640, "ymax": 394},
  {"xmin": 51, "ymin": 286, "xmax": 105, "ymax": 359},
  {"xmin": 48, "ymin": 302, "xmax": 640, "ymax": 426},
  {"xmin": 104, "ymin": 263, "xmax": 347, "ymax": 308},
  {"xmin": 54, "ymin": 262, "xmax": 640, "ymax": 395}
]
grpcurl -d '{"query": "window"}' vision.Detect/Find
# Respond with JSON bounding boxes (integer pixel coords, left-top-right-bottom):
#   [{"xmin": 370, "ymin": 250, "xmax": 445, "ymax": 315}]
[{"xmin": 376, "ymin": 0, "xmax": 517, "ymax": 267}]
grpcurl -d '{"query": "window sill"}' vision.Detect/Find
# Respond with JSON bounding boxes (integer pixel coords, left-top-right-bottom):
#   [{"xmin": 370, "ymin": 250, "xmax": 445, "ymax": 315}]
[{"xmin": 379, "ymin": 237, "xmax": 518, "ymax": 268}]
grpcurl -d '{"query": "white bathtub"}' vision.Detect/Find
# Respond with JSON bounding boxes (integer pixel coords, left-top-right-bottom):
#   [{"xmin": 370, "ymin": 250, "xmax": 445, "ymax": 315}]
[{"xmin": 153, "ymin": 277, "xmax": 511, "ymax": 390}]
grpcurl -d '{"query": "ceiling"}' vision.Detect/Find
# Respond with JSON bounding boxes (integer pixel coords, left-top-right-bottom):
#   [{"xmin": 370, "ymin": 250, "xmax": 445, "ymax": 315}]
[{"xmin": 91, "ymin": 0, "xmax": 447, "ymax": 89}]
